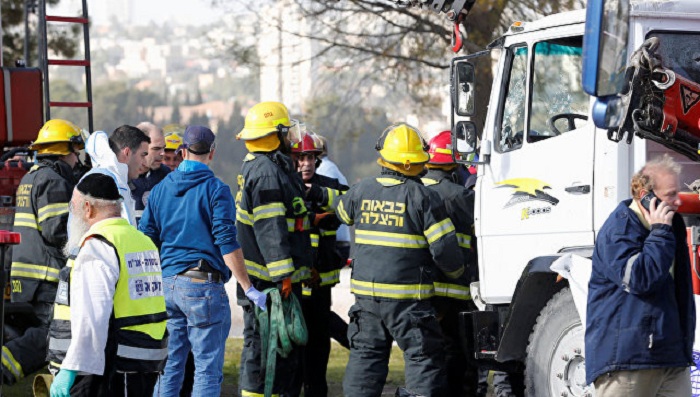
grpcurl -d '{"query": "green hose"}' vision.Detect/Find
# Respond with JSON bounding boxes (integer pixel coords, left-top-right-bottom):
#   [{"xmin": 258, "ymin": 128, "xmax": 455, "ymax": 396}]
[{"xmin": 255, "ymin": 288, "xmax": 308, "ymax": 397}]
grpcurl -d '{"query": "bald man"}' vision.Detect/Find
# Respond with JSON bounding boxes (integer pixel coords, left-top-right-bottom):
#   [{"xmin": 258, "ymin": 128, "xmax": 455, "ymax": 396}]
[{"xmin": 132, "ymin": 122, "xmax": 170, "ymax": 224}]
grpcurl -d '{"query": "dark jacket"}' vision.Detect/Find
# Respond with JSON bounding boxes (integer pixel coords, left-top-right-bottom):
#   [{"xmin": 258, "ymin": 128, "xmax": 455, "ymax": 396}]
[
  {"xmin": 585, "ymin": 199, "xmax": 695, "ymax": 384},
  {"xmin": 306, "ymin": 173, "xmax": 348, "ymax": 287},
  {"xmin": 235, "ymin": 151, "xmax": 312, "ymax": 293},
  {"xmin": 422, "ymin": 169, "xmax": 476, "ymax": 301},
  {"xmin": 131, "ymin": 164, "xmax": 170, "ymax": 212},
  {"xmin": 334, "ymin": 170, "xmax": 464, "ymax": 300},
  {"xmin": 11, "ymin": 158, "xmax": 75, "ymax": 302},
  {"xmin": 138, "ymin": 160, "xmax": 240, "ymax": 282}
]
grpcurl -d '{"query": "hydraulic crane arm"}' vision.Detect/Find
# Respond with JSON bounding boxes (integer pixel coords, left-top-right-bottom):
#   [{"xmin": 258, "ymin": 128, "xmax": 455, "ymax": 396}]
[
  {"xmin": 609, "ymin": 37, "xmax": 700, "ymax": 161},
  {"xmin": 391, "ymin": 0, "xmax": 476, "ymax": 52}
]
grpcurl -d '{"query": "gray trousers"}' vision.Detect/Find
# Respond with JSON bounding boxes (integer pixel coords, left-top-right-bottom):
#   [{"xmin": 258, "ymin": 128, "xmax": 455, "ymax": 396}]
[
  {"xmin": 342, "ymin": 297, "xmax": 447, "ymax": 397},
  {"xmin": 594, "ymin": 367, "xmax": 691, "ymax": 397}
]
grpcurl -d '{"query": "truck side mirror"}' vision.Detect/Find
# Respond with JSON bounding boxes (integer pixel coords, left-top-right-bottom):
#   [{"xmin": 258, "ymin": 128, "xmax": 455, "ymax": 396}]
[
  {"xmin": 453, "ymin": 61, "xmax": 475, "ymax": 117},
  {"xmin": 452, "ymin": 121, "xmax": 478, "ymax": 163},
  {"xmin": 582, "ymin": 0, "xmax": 630, "ymax": 98}
]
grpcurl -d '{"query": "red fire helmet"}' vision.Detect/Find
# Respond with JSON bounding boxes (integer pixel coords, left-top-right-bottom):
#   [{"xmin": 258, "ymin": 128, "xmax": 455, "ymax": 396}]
[
  {"xmin": 291, "ymin": 132, "xmax": 323, "ymax": 155},
  {"xmin": 427, "ymin": 130, "xmax": 455, "ymax": 164}
]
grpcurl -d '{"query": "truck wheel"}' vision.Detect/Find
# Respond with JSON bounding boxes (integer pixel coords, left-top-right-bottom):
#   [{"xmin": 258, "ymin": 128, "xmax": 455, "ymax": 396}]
[{"xmin": 524, "ymin": 287, "xmax": 592, "ymax": 397}]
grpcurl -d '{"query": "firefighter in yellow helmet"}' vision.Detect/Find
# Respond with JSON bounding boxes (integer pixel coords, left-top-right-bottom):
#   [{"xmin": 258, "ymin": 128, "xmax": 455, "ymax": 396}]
[
  {"xmin": 4, "ymin": 119, "xmax": 84, "ymax": 385},
  {"xmin": 331, "ymin": 123, "xmax": 464, "ymax": 397},
  {"xmin": 235, "ymin": 102, "xmax": 320, "ymax": 396},
  {"xmin": 162, "ymin": 124, "xmax": 185, "ymax": 171}
]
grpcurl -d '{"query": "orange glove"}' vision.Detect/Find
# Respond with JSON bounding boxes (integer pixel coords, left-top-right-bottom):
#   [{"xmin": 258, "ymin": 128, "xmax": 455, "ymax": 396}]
[{"xmin": 280, "ymin": 277, "xmax": 292, "ymax": 299}]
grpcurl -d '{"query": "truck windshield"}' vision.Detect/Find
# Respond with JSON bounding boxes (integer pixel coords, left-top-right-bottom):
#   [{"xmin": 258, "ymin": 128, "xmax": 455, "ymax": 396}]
[
  {"xmin": 529, "ymin": 37, "xmax": 589, "ymax": 142},
  {"xmin": 646, "ymin": 31, "xmax": 700, "ymax": 84}
]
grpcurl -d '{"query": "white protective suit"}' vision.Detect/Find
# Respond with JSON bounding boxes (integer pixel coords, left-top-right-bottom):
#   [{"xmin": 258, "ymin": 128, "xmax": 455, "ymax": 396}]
[{"xmin": 83, "ymin": 131, "xmax": 137, "ymax": 226}]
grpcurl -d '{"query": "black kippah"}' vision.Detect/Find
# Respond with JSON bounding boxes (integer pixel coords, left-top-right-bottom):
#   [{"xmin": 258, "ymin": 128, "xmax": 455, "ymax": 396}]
[{"xmin": 76, "ymin": 173, "xmax": 121, "ymax": 200}]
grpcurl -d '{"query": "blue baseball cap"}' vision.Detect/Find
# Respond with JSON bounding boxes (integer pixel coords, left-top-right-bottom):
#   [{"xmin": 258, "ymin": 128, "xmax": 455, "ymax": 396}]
[{"xmin": 181, "ymin": 125, "xmax": 216, "ymax": 155}]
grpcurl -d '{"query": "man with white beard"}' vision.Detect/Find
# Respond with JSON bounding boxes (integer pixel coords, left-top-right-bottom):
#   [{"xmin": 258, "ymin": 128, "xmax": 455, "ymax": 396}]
[{"xmin": 49, "ymin": 173, "xmax": 167, "ymax": 397}]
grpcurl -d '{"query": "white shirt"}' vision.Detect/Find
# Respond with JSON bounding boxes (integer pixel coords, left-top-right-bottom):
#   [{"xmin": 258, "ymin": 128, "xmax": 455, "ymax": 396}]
[
  {"xmin": 317, "ymin": 157, "xmax": 351, "ymax": 243},
  {"xmin": 85, "ymin": 131, "xmax": 137, "ymax": 226},
  {"xmin": 316, "ymin": 157, "xmax": 348, "ymax": 185},
  {"xmin": 61, "ymin": 222, "xmax": 120, "ymax": 375}
]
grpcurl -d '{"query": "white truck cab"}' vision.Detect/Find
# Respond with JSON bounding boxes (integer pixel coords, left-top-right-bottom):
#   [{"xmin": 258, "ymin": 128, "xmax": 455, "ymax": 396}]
[{"xmin": 451, "ymin": 2, "xmax": 700, "ymax": 396}]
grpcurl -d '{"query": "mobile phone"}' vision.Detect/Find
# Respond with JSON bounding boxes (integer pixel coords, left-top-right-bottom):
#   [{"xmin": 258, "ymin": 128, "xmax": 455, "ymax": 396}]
[{"xmin": 640, "ymin": 191, "xmax": 659, "ymax": 211}]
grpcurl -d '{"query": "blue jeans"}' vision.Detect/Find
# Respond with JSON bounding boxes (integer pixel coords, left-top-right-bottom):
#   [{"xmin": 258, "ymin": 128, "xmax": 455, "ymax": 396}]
[{"xmin": 154, "ymin": 275, "xmax": 231, "ymax": 397}]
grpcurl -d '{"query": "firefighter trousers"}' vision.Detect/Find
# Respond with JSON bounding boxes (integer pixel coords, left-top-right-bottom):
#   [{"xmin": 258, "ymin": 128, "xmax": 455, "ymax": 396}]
[
  {"xmin": 301, "ymin": 287, "xmax": 332, "ymax": 397},
  {"xmin": 2, "ymin": 299, "xmax": 53, "ymax": 384},
  {"xmin": 239, "ymin": 301, "xmax": 303, "ymax": 396},
  {"xmin": 434, "ymin": 297, "xmax": 481, "ymax": 396},
  {"xmin": 342, "ymin": 297, "xmax": 447, "ymax": 397},
  {"xmin": 329, "ymin": 311, "xmax": 349, "ymax": 349}
]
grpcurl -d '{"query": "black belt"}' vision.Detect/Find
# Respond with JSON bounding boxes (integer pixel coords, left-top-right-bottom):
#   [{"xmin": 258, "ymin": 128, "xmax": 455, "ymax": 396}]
[{"xmin": 179, "ymin": 269, "xmax": 222, "ymax": 283}]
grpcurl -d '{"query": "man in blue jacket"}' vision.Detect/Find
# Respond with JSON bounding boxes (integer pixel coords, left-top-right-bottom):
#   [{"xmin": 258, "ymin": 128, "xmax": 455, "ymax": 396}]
[
  {"xmin": 586, "ymin": 154, "xmax": 695, "ymax": 396},
  {"xmin": 139, "ymin": 125, "xmax": 266, "ymax": 396}
]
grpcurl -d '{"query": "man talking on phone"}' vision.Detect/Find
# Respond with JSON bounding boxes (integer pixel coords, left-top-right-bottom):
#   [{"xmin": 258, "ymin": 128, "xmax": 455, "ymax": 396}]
[{"xmin": 585, "ymin": 154, "xmax": 695, "ymax": 397}]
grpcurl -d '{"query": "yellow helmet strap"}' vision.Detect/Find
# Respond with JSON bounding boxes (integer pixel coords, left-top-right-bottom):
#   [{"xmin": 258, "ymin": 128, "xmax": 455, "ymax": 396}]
[
  {"xmin": 425, "ymin": 163, "xmax": 457, "ymax": 171},
  {"xmin": 377, "ymin": 158, "xmax": 424, "ymax": 177},
  {"xmin": 35, "ymin": 142, "xmax": 72, "ymax": 156},
  {"xmin": 244, "ymin": 133, "xmax": 281, "ymax": 153}
]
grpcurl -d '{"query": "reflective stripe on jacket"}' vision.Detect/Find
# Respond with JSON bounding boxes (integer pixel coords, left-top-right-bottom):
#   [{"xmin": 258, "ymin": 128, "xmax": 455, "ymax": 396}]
[
  {"xmin": 46, "ymin": 257, "xmax": 74, "ymax": 373},
  {"xmin": 11, "ymin": 159, "xmax": 75, "ymax": 302},
  {"xmin": 422, "ymin": 169, "xmax": 476, "ymax": 301},
  {"xmin": 236, "ymin": 152, "xmax": 312, "ymax": 286},
  {"xmin": 334, "ymin": 172, "xmax": 464, "ymax": 300},
  {"xmin": 307, "ymin": 173, "xmax": 348, "ymax": 290}
]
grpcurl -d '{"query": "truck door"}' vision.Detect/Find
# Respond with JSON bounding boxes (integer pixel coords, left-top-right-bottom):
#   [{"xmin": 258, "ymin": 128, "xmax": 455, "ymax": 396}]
[{"xmin": 478, "ymin": 35, "xmax": 595, "ymax": 302}]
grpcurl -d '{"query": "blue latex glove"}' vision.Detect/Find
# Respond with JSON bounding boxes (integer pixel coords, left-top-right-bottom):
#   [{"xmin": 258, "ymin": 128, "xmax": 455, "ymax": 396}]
[
  {"xmin": 50, "ymin": 369, "xmax": 77, "ymax": 397},
  {"xmin": 245, "ymin": 286, "xmax": 267, "ymax": 311}
]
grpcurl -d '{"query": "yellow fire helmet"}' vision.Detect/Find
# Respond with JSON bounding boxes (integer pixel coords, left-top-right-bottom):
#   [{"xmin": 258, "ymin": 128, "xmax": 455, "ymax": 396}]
[
  {"xmin": 30, "ymin": 119, "xmax": 84, "ymax": 155},
  {"xmin": 237, "ymin": 101, "xmax": 292, "ymax": 141},
  {"xmin": 164, "ymin": 132, "xmax": 183, "ymax": 151},
  {"xmin": 375, "ymin": 123, "xmax": 430, "ymax": 166},
  {"xmin": 163, "ymin": 123, "xmax": 186, "ymax": 136}
]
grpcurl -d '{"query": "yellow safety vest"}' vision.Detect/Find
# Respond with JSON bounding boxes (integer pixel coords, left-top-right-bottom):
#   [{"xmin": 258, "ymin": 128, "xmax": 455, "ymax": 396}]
[{"xmin": 47, "ymin": 218, "xmax": 168, "ymax": 373}]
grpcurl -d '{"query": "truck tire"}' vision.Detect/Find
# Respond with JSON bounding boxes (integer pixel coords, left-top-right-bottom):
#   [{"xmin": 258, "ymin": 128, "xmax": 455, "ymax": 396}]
[{"xmin": 524, "ymin": 287, "xmax": 592, "ymax": 397}]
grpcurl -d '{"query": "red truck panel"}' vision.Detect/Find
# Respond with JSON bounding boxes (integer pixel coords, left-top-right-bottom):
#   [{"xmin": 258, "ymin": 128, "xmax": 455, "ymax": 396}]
[{"xmin": 0, "ymin": 68, "xmax": 43, "ymax": 147}]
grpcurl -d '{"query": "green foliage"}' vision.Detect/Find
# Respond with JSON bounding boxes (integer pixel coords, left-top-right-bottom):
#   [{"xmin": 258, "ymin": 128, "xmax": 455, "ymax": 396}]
[
  {"xmin": 1, "ymin": 0, "xmax": 79, "ymax": 66},
  {"xmin": 304, "ymin": 95, "xmax": 389, "ymax": 183},
  {"xmin": 91, "ymin": 81, "xmax": 160, "ymax": 132},
  {"xmin": 171, "ymin": 102, "xmax": 182, "ymax": 125},
  {"xmin": 188, "ymin": 111, "xmax": 209, "ymax": 127},
  {"xmin": 209, "ymin": 101, "xmax": 247, "ymax": 188}
]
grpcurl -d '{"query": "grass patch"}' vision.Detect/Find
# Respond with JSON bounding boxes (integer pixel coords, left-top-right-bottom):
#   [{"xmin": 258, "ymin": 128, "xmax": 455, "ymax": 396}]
[
  {"xmin": 7, "ymin": 338, "xmax": 406, "ymax": 396},
  {"xmin": 224, "ymin": 338, "xmax": 405, "ymax": 396}
]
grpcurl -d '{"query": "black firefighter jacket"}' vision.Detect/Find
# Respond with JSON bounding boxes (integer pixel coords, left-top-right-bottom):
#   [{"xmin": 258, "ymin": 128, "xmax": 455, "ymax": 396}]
[
  {"xmin": 306, "ymin": 172, "xmax": 349, "ymax": 287},
  {"xmin": 235, "ymin": 151, "xmax": 313, "ymax": 298},
  {"xmin": 422, "ymin": 168, "xmax": 477, "ymax": 301},
  {"xmin": 11, "ymin": 158, "xmax": 76, "ymax": 303},
  {"xmin": 333, "ymin": 170, "xmax": 464, "ymax": 301}
]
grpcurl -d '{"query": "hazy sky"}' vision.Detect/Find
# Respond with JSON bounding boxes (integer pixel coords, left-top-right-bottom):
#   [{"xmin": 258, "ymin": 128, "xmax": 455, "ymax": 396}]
[
  {"xmin": 130, "ymin": 0, "xmax": 221, "ymax": 25},
  {"xmin": 53, "ymin": 0, "xmax": 222, "ymax": 26}
]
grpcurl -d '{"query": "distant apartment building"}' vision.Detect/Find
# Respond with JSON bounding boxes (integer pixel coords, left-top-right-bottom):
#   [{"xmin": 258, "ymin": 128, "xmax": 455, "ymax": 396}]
[
  {"xmin": 258, "ymin": 0, "xmax": 315, "ymax": 116},
  {"xmin": 91, "ymin": 0, "xmax": 133, "ymax": 25},
  {"xmin": 115, "ymin": 38, "xmax": 168, "ymax": 79}
]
